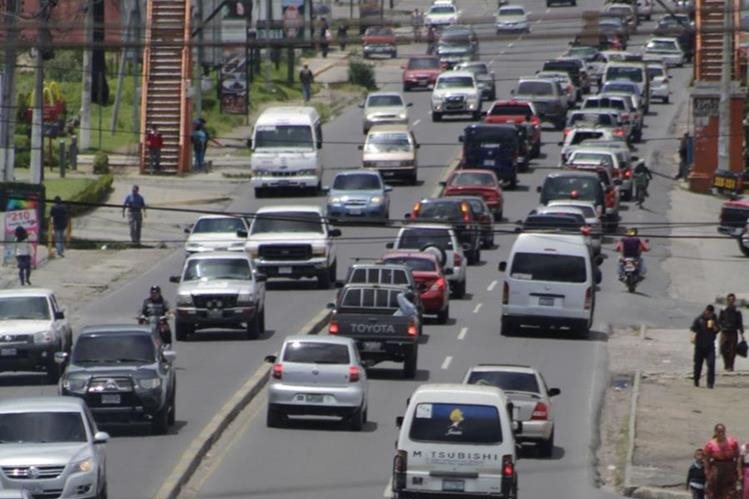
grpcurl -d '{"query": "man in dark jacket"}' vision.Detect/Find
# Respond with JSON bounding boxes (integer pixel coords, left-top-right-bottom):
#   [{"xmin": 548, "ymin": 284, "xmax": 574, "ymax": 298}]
[
  {"xmin": 49, "ymin": 196, "xmax": 68, "ymax": 257},
  {"xmin": 299, "ymin": 64, "xmax": 314, "ymax": 102},
  {"xmin": 691, "ymin": 304, "xmax": 720, "ymax": 388},
  {"xmin": 718, "ymin": 293, "xmax": 745, "ymax": 372}
]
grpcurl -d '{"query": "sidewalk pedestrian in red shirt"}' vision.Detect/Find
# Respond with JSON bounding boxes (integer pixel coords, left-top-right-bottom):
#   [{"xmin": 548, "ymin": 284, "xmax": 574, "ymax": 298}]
[{"xmin": 146, "ymin": 125, "xmax": 164, "ymax": 173}]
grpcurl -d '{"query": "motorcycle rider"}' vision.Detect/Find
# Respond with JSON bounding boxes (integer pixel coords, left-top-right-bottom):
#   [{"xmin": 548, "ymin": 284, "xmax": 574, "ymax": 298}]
[
  {"xmin": 633, "ymin": 159, "xmax": 653, "ymax": 207},
  {"xmin": 140, "ymin": 285, "xmax": 171, "ymax": 343},
  {"xmin": 616, "ymin": 228, "xmax": 649, "ymax": 279}
]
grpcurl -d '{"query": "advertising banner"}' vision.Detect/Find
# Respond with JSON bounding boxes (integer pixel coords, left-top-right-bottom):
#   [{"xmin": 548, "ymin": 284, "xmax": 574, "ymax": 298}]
[
  {"xmin": 282, "ymin": 0, "xmax": 305, "ymax": 40},
  {"xmin": 3, "ymin": 208, "xmax": 40, "ymax": 267},
  {"xmin": 219, "ymin": 19, "xmax": 249, "ymax": 115}
]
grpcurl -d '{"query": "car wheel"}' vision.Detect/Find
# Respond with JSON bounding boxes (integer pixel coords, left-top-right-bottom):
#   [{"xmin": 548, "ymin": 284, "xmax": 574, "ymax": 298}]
[
  {"xmin": 151, "ymin": 404, "xmax": 169, "ymax": 435},
  {"xmin": 392, "ymin": 51, "xmax": 397, "ymax": 59},
  {"xmin": 348, "ymin": 404, "xmax": 366, "ymax": 431},
  {"xmin": 403, "ymin": 84, "xmax": 410, "ymax": 92},
  {"xmin": 266, "ymin": 405, "xmax": 284, "ymax": 428},
  {"xmin": 663, "ymin": 96, "xmax": 670, "ymax": 104},
  {"xmin": 452, "ymin": 279, "xmax": 466, "ymax": 299},
  {"xmin": 494, "ymin": 210, "xmax": 503, "ymax": 222},
  {"xmin": 408, "ymin": 172, "xmax": 418, "ymax": 186},
  {"xmin": 739, "ymin": 239, "xmax": 749, "ymax": 257},
  {"xmin": 168, "ymin": 386, "xmax": 176, "ymax": 425},
  {"xmin": 574, "ymin": 319, "xmax": 590, "ymax": 337},
  {"xmin": 472, "ymin": 111, "xmax": 481, "ymax": 121},
  {"xmin": 431, "ymin": 112, "xmax": 442, "ymax": 122},
  {"xmin": 436, "ymin": 304, "xmax": 449, "ymax": 324},
  {"xmin": 501, "ymin": 317, "xmax": 514, "ymax": 336},
  {"xmin": 45, "ymin": 360, "xmax": 61, "ymax": 384},
  {"xmin": 317, "ymin": 264, "xmax": 333, "ymax": 289},
  {"xmin": 97, "ymin": 480, "xmax": 108, "ymax": 499},
  {"xmin": 245, "ymin": 312, "xmax": 261, "ymax": 340},
  {"xmin": 175, "ymin": 319, "xmax": 193, "ymax": 341},
  {"xmin": 403, "ymin": 345, "xmax": 418, "ymax": 379},
  {"xmin": 539, "ymin": 429, "xmax": 555, "ymax": 458},
  {"xmin": 259, "ymin": 307, "xmax": 266, "ymax": 333}
]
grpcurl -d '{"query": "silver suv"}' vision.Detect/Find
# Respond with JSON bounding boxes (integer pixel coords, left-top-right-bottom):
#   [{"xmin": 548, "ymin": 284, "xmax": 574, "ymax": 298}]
[
  {"xmin": 170, "ymin": 252, "xmax": 267, "ymax": 340},
  {"xmin": 0, "ymin": 396, "xmax": 108, "ymax": 499}
]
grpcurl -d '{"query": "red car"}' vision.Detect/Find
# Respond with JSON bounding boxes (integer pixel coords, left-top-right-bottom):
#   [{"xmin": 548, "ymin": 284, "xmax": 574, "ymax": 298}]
[
  {"xmin": 402, "ymin": 56, "xmax": 443, "ymax": 91},
  {"xmin": 484, "ymin": 100, "xmax": 542, "ymax": 158},
  {"xmin": 362, "ymin": 26, "xmax": 397, "ymax": 59},
  {"xmin": 381, "ymin": 250, "xmax": 450, "ymax": 323},
  {"xmin": 441, "ymin": 169, "xmax": 504, "ymax": 220}
]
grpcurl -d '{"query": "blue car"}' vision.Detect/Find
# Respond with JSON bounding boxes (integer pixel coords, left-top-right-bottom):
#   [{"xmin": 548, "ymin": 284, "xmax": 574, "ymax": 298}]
[{"xmin": 325, "ymin": 170, "xmax": 392, "ymax": 222}]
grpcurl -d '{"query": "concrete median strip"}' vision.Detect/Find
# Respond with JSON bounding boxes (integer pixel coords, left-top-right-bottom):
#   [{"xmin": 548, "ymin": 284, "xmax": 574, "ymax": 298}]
[{"xmin": 153, "ymin": 307, "xmax": 331, "ymax": 499}]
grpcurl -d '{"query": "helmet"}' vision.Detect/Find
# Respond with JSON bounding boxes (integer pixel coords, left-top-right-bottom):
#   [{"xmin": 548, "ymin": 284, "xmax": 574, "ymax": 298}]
[
  {"xmin": 150, "ymin": 285, "xmax": 161, "ymax": 294},
  {"xmin": 626, "ymin": 228, "xmax": 638, "ymax": 237}
]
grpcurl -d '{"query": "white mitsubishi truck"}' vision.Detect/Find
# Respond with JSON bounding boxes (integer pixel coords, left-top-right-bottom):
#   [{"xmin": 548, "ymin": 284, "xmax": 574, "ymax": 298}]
[
  {"xmin": 249, "ymin": 106, "xmax": 324, "ymax": 197},
  {"xmin": 245, "ymin": 206, "xmax": 341, "ymax": 289}
]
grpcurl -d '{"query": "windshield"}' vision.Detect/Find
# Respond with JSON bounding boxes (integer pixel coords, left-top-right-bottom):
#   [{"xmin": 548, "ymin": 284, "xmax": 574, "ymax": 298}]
[
  {"xmin": 549, "ymin": 203, "xmax": 597, "ymax": 218},
  {"xmin": 254, "ymin": 125, "xmax": 313, "ymax": 149},
  {"xmin": 570, "ymin": 152, "xmax": 613, "ymax": 166},
  {"xmin": 647, "ymin": 40, "xmax": 677, "ymax": 51},
  {"xmin": 332, "ymin": 173, "xmax": 382, "ymax": 190},
  {"xmin": 250, "ymin": 212, "xmax": 323, "ymax": 234},
  {"xmin": 364, "ymin": 132, "xmax": 412, "ymax": 153},
  {"xmin": 510, "ymin": 252, "xmax": 587, "ymax": 282},
  {"xmin": 365, "ymin": 27, "xmax": 392, "ymax": 36},
  {"xmin": 516, "ymin": 81, "xmax": 553, "ymax": 95},
  {"xmin": 647, "ymin": 66, "xmax": 665, "ymax": 78},
  {"xmin": 429, "ymin": 5, "xmax": 455, "ymax": 13},
  {"xmin": 282, "ymin": 341, "xmax": 350, "ymax": 364},
  {"xmin": 408, "ymin": 57, "xmax": 440, "ymax": 69},
  {"xmin": 537, "ymin": 72, "xmax": 569, "ymax": 83},
  {"xmin": 436, "ymin": 76, "xmax": 474, "ymax": 89},
  {"xmin": 585, "ymin": 98, "xmax": 626, "ymax": 111},
  {"xmin": 570, "ymin": 114, "xmax": 615, "ymax": 126},
  {"xmin": 603, "ymin": 83, "xmax": 636, "ymax": 94},
  {"xmin": 192, "ymin": 217, "xmax": 245, "ymax": 234},
  {"xmin": 571, "ymin": 131, "xmax": 605, "ymax": 145},
  {"xmin": 567, "ymin": 47, "xmax": 596, "ymax": 59},
  {"xmin": 72, "ymin": 334, "xmax": 155, "ymax": 364},
  {"xmin": 607, "ymin": 6, "xmax": 631, "ymax": 15},
  {"xmin": 0, "ymin": 412, "xmax": 87, "ymax": 444},
  {"xmin": 457, "ymin": 64, "xmax": 487, "ymax": 74},
  {"xmin": 467, "ymin": 371, "xmax": 540, "ymax": 393},
  {"xmin": 349, "ymin": 267, "xmax": 409, "ymax": 285},
  {"xmin": 499, "ymin": 7, "xmax": 525, "ymax": 15},
  {"xmin": 542, "ymin": 176, "xmax": 601, "ymax": 202},
  {"xmin": 417, "ymin": 202, "xmax": 462, "ymax": 220},
  {"xmin": 409, "ymin": 403, "xmax": 502, "ymax": 444},
  {"xmin": 183, "ymin": 258, "xmax": 252, "ymax": 281},
  {"xmin": 367, "ymin": 95, "xmax": 403, "ymax": 107},
  {"xmin": 606, "ymin": 66, "xmax": 643, "ymax": 82},
  {"xmin": 383, "ymin": 257, "xmax": 437, "ymax": 272},
  {"xmin": 450, "ymin": 172, "xmax": 496, "ymax": 187},
  {"xmin": 0, "ymin": 296, "xmax": 50, "ymax": 320},
  {"xmin": 399, "ymin": 228, "xmax": 454, "ymax": 251},
  {"xmin": 489, "ymin": 105, "xmax": 532, "ymax": 118}
]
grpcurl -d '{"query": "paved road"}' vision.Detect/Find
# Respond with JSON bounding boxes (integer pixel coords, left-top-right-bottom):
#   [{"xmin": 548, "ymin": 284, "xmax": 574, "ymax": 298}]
[{"xmin": 0, "ymin": 0, "xmax": 699, "ymax": 498}]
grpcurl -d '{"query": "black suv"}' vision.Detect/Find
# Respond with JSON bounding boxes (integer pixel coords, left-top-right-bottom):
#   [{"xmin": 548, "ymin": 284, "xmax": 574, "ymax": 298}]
[
  {"xmin": 58, "ymin": 325, "xmax": 177, "ymax": 435},
  {"xmin": 542, "ymin": 58, "xmax": 590, "ymax": 94},
  {"xmin": 406, "ymin": 198, "xmax": 482, "ymax": 264}
]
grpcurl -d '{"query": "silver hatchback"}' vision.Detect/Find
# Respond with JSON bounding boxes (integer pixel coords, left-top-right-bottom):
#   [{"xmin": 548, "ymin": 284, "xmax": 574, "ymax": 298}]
[
  {"xmin": 265, "ymin": 335, "xmax": 368, "ymax": 430},
  {"xmin": 463, "ymin": 364, "xmax": 561, "ymax": 457}
]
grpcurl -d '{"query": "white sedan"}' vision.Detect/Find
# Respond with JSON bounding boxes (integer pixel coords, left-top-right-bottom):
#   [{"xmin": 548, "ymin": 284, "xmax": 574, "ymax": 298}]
[
  {"xmin": 495, "ymin": 5, "xmax": 530, "ymax": 33},
  {"xmin": 646, "ymin": 62, "xmax": 671, "ymax": 103},
  {"xmin": 642, "ymin": 37, "xmax": 685, "ymax": 67},
  {"xmin": 424, "ymin": 3, "xmax": 460, "ymax": 26}
]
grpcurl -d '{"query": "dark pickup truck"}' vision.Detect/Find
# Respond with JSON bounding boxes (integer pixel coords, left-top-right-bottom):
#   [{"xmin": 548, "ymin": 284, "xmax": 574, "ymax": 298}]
[
  {"xmin": 718, "ymin": 198, "xmax": 749, "ymax": 256},
  {"xmin": 327, "ymin": 283, "xmax": 420, "ymax": 378}
]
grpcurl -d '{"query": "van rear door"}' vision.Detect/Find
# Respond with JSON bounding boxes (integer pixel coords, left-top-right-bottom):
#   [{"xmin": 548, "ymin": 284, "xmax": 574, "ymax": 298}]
[{"xmin": 508, "ymin": 252, "xmax": 588, "ymax": 311}]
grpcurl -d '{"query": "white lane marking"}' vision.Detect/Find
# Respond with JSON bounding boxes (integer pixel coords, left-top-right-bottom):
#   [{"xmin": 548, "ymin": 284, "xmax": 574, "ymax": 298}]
[
  {"xmin": 413, "ymin": 118, "xmax": 421, "ymax": 126},
  {"xmin": 457, "ymin": 327, "xmax": 468, "ymax": 340},
  {"xmin": 487, "ymin": 280, "xmax": 497, "ymax": 292},
  {"xmin": 508, "ymin": 42, "xmax": 514, "ymax": 48},
  {"xmin": 472, "ymin": 303, "xmax": 483, "ymax": 314},
  {"xmin": 535, "ymin": 18, "xmax": 543, "ymax": 23},
  {"xmin": 383, "ymin": 478, "xmax": 392, "ymax": 498},
  {"xmin": 545, "ymin": 7, "xmax": 551, "ymax": 12},
  {"xmin": 441, "ymin": 356, "xmax": 453, "ymax": 370}
]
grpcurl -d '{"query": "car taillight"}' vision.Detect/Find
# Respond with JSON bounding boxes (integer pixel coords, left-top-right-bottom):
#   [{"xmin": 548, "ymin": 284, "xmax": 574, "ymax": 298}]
[
  {"xmin": 563, "ymin": 128, "xmax": 570, "ymax": 136},
  {"xmin": 502, "ymin": 455, "xmax": 514, "ymax": 477},
  {"xmin": 453, "ymin": 252, "xmax": 462, "ymax": 267},
  {"xmin": 585, "ymin": 287, "xmax": 593, "ymax": 310},
  {"xmin": 407, "ymin": 322, "xmax": 418, "ymax": 336},
  {"xmin": 605, "ymin": 188, "xmax": 616, "ymax": 208},
  {"xmin": 430, "ymin": 278, "xmax": 446, "ymax": 292},
  {"xmin": 580, "ymin": 225, "xmax": 592, "ymax": 236},
  {"xmin": 624, "ymin": 168, "xmax": 632, "ymax": 178},
  {"xmin": 412, "ymin": 202, "xmax": 421, "ymax": 218},
  {"xmin": 272, "ymin": 363, "xmax": 283, "ymax": 379},
  {"xmin": 613, "ymin": 128, "xmax": 625, "ymax": 137},
  {"xmin": 502, "ymin": 282, "xmax": 509, "ymax": 305},
  {"xmin": 460, "ymin": 202, "xmax": 471, "ymax": 223},
  {"xmin": 531, "ymin": 402, "xmax": 549, "ymax": 420},
  {"xmin": 329, "ymin": 320, "xmax": 339, "ymax": 335},
  {"xmin": 621, "ymin": 113, "xmax": 630, "ymax": 121},
  {"xmin": 348, "ymin": 366, "xmax": 360, "ymax": 382}
]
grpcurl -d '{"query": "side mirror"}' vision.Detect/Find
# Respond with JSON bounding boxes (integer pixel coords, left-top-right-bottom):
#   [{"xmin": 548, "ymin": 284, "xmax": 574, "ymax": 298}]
[
  {"xmin": 400, "ymin": 65, "xmax": 406, "ymax": 69},
  {"xmin": 415, "ymin": 143, "xmax": 421, "ymax": 149},
  {"xmin": 255, "ymin": 273, "xmax": 267, "ymax": 283},
  {"xmin": 407, "ymin": 102, "xmax": 413, "ymax": 107},
  {"xmin": 396, "ymin": 416, "xmax": 404, "ymax": 428},
  {"xmin": 536, "ymin": 186, "xmax": 542, "ymax": 193},
  {"xmin": 184, "ymin": 227, "xmax": 191, "ymax": 234},
  {"xmin": 498, "ymin": 261, "xmax": 507, "ymax": 272},
  {"xmin": 236, "ymin": 230, "xmax": 248, "ymax": 238},
  {"xmin": 326, "ymin": 302, "xmax": 336, "ymax": 309},
  {"xmin": 329, "ymin": 228, "xmax": 342, "ymax": 237},
  {"xmin": 335, "ymin": 281, "xmax": 344, "ymax": 288},
  {"xmin": 264, "ymin": 354, "xmax": 277, "ymax": 363},
  {"xmin": 548, "ymin": 387, "xmax": 561, "ymax": 397},
  {"xmin": 439, "ymin": 181, "xmax": 447, "ymax": 186},
  {"xmin": 506, "ymin": 401, "xmax": 514, "ymax": 418},
  {"xmin": 404, "ymin": 213, "xmax": 412, "ymax": 219},
  {"xmin": 557, "ymin": 141, "xmax": 564, "ymax": 146},
  {"xmin": 358, "ymin": 103, "xmax": 364, "ymax": 108},
  {"xmin": 54, "ymin": 311, "xmax": 65, "ymax": 320},
  {"xmin": 510, "ymin": 89, "xmax": 515, "ymax": 95},
  {"xmin": 246, "ymin": 138, "xmax": 253, "ymax": 149},
  {"xmin": 357, "ymin": 144, "xmax": 364, "ymax": 150},
  {"xmin": 317, "ymin": 141, "xmax": 322, "ymax": 150},
  {"xmin": 458, "ymin": 135, "xmax": 464, "ymax": 143},
  {"xmin": 54, "ymin": 352, "xmax": 68, "ymax": 364},
  {"xmin": 162, "ymin": 349, "xmax": 177, "ymax": 363},
  {"xmin": 443, "ymin": 267, "xmax": 453, "ymax": 275},
  {"xmin": 93, "ymin": 431, "xmax": 109, "ymax": 444},
  {"xmin": 385, "ymin": 186, "xmax": 393, "ymax": 192},
  {"xmin": 631, "ymin": 155, "xmax": 639, "ymax": 161},
  {"xmin": 322, "ymin": 186, "xmax": 330, "ymax": 194},
  {"xmin": 385, "ymin": 242, "xmax": 394, "ymax": 249},
  {"xmin": 168, "ymin": 275, "xmax": 180, "ymax": 283}
]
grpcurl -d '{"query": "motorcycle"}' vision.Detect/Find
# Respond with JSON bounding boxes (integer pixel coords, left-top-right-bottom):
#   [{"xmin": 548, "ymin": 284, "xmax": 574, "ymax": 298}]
[
  {"xmin": 619, "ymin": 257, "xmax": 641, "ymax": 293},
  {"xmin": 138, "ymin": 314, "xmax": 172, "ymax": 345}
]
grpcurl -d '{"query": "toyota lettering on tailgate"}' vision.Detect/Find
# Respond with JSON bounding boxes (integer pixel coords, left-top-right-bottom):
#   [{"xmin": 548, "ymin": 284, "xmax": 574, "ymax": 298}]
[{"xmin": 349, "ymin": 323, "xmax": 396, "ymax": 334}]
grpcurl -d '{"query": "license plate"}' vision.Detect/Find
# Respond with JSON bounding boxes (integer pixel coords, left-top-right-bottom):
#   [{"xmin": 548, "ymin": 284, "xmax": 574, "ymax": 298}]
[
  {"xmin": 418, "ymin": 78, "xmax": 428, "ymax": 85},
  {"xmin": 483, "ymin": 159, "xmax": 495, "ymax": 167},
  {"xmin": 539, "ymin": 296, "xmax": 554, "ymax": 306},
  {"xmin": 442, "ymin": 479, "xmax": 465, "ymax": 492},
  {"xmin": 624, "ymin": 263, "xmax": 636, "ymax": 271},
  {"xmin": 361, "ymin": 341, "xmax": 383, "ymax": 352},
  {"xmin": 101, "ymin": 394, "xmax": 121, "ymax": 405},
  {"xmin": 278, "ymin": 266, "xmax": 292, "ymax": 275},
  {"xmin": 208, "ymin": 309, "xmax": 223, "ymax": 319},
  {"xmin": 348, "ymin": 208, "xmax": 362, "ymax": 215},
  {"xmin": 305, "ymin": 394, "xmax": 324, "ymax": 403},
  {"xmin": 0, "ymin": 348, "xmax": 17, "ymax": 356}
]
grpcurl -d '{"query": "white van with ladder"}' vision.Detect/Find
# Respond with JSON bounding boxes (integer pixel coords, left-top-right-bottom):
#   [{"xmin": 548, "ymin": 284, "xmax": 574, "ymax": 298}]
[
  {"xmin": 392, "ymin": 383, "xmax": 519, "ymax": 499},
  {"xmin": 249, "ymin": 106, "xmax": 323, "ymax": 197}
]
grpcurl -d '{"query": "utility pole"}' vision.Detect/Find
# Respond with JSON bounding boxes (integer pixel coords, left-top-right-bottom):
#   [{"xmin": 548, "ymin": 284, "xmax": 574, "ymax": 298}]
[
  {"xmin": 195, "ymin": 0, "xmax": 205, "ymax": 119},
  {"xmin": 80, "ymin": 0, "xmax": 93, "ymax": 151},
  {"xmin": 30, "ymin": 9, "xmax": 50, "ymax": 184},
  {"xmin": 716, "ymin": 0, "xmax": 733, "ymax": 171},
  {"xmin": 0, "ymin": 0, "xmax": 20, "ymax": 182}
]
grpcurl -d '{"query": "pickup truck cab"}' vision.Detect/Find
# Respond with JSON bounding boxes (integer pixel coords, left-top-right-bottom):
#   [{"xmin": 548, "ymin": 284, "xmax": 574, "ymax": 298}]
[
  {"xmin": 245, "ymin": 205, "xmax": 340, "ymax": 288},
  {"xmin": 328, "ymin": 284, "xmax": 420, "ymax": 378},
  {"xmin": 484, "ymin": 100, "xmax": 541, "ymax": 157}
]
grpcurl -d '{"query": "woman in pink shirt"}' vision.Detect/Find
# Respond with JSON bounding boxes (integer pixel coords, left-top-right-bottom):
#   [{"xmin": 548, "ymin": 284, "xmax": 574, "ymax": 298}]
[{"xmin": 704, "ymin": 423, "xmax": 740, "ymax": 499}]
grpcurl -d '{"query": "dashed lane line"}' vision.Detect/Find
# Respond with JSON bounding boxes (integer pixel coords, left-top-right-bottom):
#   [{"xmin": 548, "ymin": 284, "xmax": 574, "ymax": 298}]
[
  {"xmin": 473, "ymin": 303, "xmax": 483, "ymax": 314},
  {"xmin": 441, "ymin": 356, "xmax": 453, "ymax": 370},
  {"xmin": 383, "ymin": 478, "xmax": 392, "ymax": 498},
  {"xmin": 413, "ymin": 118, "xmax": 421, "ymax": 126},
  {"xmin": 487, "ymin": 280, "xmax": 497, "ymax": 292},
  {"xmin": 457, "ymin": 327, "xmax": 468, "ymax": 340}
]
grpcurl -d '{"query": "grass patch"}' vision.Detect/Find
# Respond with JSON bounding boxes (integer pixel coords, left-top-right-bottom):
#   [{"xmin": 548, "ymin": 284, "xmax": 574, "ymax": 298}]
[{"xmin": 44, "ymin": 178, "xmax": 96, "ymax": 206}]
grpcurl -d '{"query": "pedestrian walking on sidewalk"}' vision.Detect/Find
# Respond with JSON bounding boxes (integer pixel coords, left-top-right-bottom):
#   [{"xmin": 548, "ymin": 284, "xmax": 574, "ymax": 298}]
[
  {"xmin": 675, "ymin": 132, "xmax": 691, "ymax": 180},
  {"xmin": 739, "ymin": 441, "xmax": 749, "ymax": 499},
  {"xmin": 191, "ymin": 124, "xmax": 208, "ymax": 172},
  {"xmin": 719, "ymin": 293, "xmax": 744, "ymax": 372},
  {"xmin": 703, "ymin": 424, "xmax": 740, "ymax": 499},
  {"xmin": 337, "ymin": 22, "xmax": 348, "ymax": 51},
  {"xmin": 145, "ymin": 124, "xmax": 163, "ymax": 174},
  {"xmin": 426, "ymin": 26, "xmax": 436, "ymax": 55},
  {"xmin": 299, "ymin": 64, "xmax": 314, "ymax": 103},
  {"xmin": 122, "ymin": 184, "xmax": 146, "ymax": 246},
  {"xmin": 691, "ymin": 304, "xmax": 720, "ymax": 388},
  {"xmin": 319, "ymin": 17, "xmax": 330, "ymax": 58},
  {"xmin": 411, "ymin": 9, "xmax": 423, "ymax": 42},
  {"xmin": 49, "ymin": 196, "xmax": 68, "ymax": 258},
  {"xmin": 687, "ymin": 448, "xmax": 707, "ymax": 499},
  {"xmin": 14, "ymin": 226, "xmax": 32, "ymax": 286}
]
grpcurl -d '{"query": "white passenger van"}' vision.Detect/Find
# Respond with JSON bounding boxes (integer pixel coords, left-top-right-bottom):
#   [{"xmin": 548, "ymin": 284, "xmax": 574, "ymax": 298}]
[
  {"xmin": 602, "ymin": 61, "xmax": 650, "ymax": 112},
  {"xmin": 498, "ymin": 233, "xmax": 601, "ymax": 336},
  {"xmin": 392, "ymin": 383, "xmax": 519, "ymax": 499},
  {"xmin": 249, "ymin": 106, "xmax": 323, "ymax": 197}
]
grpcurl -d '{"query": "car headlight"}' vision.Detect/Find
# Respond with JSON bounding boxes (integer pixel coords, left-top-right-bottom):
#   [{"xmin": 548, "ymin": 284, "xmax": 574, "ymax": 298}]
[
  {"xmin": 72, "ymin": 458, "xmax": 94, "ymax": 474},
  {"xmin": 247, "ymin": 246, "xmax": 259, "ymax": 258},
  {"xmin": 329, "ymin": 196, "xmax": 342, "ymax": 204},
  {"xmin": 138, "ymin": 377, "xmax": 162, "ymax": 390},
  {"xmin": 237, "ymin": 292, "xmax": 255, "ymax": 304},
  {"xmin": 432, "ymin": 95, "xmax": 442, "ymax": 105},
  {"xmin": 253, "ymin": 168, "xmax": 269, "ymax": 176},
  {"xmin": 62, "ymin": 377, "xmax": 88, "ymax": 394},
  {"xmin": 33, "ymin": 331, "xmax": 55, "ymax": 344},
  {"xmin": 312, "ymin": 246, "xmax": 326, "ymax": 256},
  {"xmin": 397, "ymin": 112, "xmax": 407, "ymax": 120},
  {"xmin": 370, "ymin": 196, "xmax": 383, "ymax": 205},
  {"xmin": 298, "ymin": 169, "xmax": 317, "ymax": 175},
  {"xmin": 176, "ymin": 294, "xmax": 193, "ymax": 306}
]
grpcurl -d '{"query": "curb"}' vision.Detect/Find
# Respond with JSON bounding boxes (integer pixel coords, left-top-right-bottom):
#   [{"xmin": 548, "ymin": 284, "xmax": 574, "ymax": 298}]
[
  {"xmin": 310, "ymin": 53, "xmax": 352, "ymax": 78},
  {"xmin": 623, "ymin": 367, "xmax": 641, "ymax": 490},
  {"xmin": 153, "ymin": 307, "xmax": 331, "ymax": 499},
  {"xmin": 629, "ymin": 486, "xmax": 691, "ymax": 499}
]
